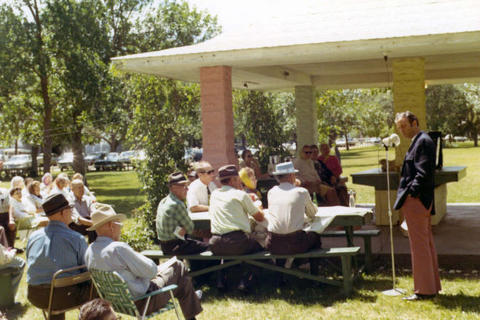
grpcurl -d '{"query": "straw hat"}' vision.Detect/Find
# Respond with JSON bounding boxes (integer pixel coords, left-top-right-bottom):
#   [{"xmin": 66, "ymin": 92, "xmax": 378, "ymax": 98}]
[
  {"xmin": 218, "ymin": 164, "xmax": 238, "ymax": 181},
  {"xmin": 87, "ymin": 203, "xmax": 126, "ymax": 231}
]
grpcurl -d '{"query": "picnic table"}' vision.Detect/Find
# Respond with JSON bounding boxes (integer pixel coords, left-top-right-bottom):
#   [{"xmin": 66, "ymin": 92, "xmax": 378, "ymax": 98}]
[{"xmin": 189, "ymin": 206, "xmax": 373, "ymax": 247}]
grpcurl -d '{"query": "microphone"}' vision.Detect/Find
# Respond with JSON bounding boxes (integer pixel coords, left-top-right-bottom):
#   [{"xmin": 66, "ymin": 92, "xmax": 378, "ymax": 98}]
[{"xmin": 382, "ymin": 133, "xmax": 401, "ymax": 148}]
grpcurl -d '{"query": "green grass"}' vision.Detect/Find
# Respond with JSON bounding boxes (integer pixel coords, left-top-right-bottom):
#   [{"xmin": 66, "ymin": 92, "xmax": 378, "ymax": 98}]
[{"xmin": 341, "ymin": 142, "xmax": 480, "ymax": 204}]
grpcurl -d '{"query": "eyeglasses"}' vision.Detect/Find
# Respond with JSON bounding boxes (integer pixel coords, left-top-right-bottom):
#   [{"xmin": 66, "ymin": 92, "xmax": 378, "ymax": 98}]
[
  {"xmin": 246, "ymin": 155, "xmax": 253, "ymax": 158},
  {"xmin": 303, "ymin": 151, "xmax": 312, "ymax": 154},
  {"xmin": 199, "ymin": 169, "xmax": 215, "ymax": 174}
]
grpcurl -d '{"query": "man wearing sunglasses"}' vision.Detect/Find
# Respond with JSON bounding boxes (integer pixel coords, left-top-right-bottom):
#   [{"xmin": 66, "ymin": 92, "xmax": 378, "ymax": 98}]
[
  {"xmin": 294, "ymin": 145, "xmax": 340, "ymax": 206},
  {"xmin": 186, "ymin": 161, "xmax": 217, "ymax": 213}
]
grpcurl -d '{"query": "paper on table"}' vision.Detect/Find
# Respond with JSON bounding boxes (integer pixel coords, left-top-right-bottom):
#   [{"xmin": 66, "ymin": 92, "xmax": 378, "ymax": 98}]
[{"xmin": 303, "ymin": 215, "xmax": 335, "ymax": 233}]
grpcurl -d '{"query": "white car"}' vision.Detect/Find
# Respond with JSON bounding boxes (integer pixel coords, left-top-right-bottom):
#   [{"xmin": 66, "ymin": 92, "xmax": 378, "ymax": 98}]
[{"xmin": 3, "ymin": 154, "xmax": 32, "ymax": 170}]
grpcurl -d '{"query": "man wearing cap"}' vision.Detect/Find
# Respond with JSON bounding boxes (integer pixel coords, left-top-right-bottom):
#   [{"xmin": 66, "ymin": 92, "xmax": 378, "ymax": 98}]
[
  {"xmin": 294, "ymin": 144, "xmax": 340, "ymax": 206},
  {"xmin": 156, "ymin": 172, "xmax": 209, "ymax": 255},
  {"xmin": 85, "ymin": 205, "xmax": 202, "ymax": 320},
  {"xmin": 209, "ymin": 165, "xmax": 265, "ymax": 290},
  {"xmin": 26, "ymin": 193, "xmax": 91, "ymax": 320},
  {"xmin": 186, "ymin": 161, "xmax": 217, "ymax": 213},
  {"xmin": 266, "ymin": 162, "xmax": 321, "ymax": 254}
]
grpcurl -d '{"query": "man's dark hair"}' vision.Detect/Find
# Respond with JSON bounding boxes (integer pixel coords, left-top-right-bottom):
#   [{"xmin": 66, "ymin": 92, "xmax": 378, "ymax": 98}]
[
  {"xmin": 220, "ymin": 177, "xmax": 233, "ymax": 185},
  {"xmin": 79, "ymin": 299, "xmax": 114, "ymax": 320},
  {"xmin": 310, "ymin": 144, "xmax": 318, "ymax": 150},
  {"xmin": 395, "ymin": 111, "xmax": 419, "ymax": 126}
]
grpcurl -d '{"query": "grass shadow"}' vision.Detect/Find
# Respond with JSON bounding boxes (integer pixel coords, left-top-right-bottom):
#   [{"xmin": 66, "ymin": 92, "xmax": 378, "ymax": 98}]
[
  {"xmin": 2, "ymin": 302, "xmax": 29, "ymax": 319},
  {"xmin": 434, "ymin": 293, "xmax": 480, "ymax": 313}
]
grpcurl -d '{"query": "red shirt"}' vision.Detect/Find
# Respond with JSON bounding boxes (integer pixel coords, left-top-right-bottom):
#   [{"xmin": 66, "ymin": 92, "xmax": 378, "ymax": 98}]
[{"xmin": 318, "ymin": 155, "xmax": 342, "ymax": 178}]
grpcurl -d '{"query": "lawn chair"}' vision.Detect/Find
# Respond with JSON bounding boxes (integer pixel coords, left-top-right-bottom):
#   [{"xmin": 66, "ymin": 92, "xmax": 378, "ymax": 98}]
[
  {"xmin": 89, "ymin": 268, "xmax": 180, "ymax": 320},
  {"xmin": 42, "ymin": 265, "xmax": 94, "ymax": 320}
]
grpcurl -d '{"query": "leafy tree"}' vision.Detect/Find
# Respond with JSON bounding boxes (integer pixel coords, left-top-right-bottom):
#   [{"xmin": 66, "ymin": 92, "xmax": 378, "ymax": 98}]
[
  {"xmin": 127, "ymin": 77, "xmax": 201, "ymax": 230},
  {"xmin": 462, "ymin": 84, "xmax": 480, "ymax": 146},
  {"xmin": 233, "ymin": 90, "xmax": 293, "ymax": 172}
]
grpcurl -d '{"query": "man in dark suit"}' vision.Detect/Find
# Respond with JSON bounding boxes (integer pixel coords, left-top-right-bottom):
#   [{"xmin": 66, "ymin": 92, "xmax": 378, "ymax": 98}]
[{"xmin": 394, "ymin": 111, "xmax": 441, "ymax": 301}]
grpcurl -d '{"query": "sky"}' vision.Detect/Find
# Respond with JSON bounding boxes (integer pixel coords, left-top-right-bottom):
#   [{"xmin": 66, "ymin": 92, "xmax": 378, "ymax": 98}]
[{"xmin": 184, "ymin": 0, "xmax": 313, "ymax": 34}]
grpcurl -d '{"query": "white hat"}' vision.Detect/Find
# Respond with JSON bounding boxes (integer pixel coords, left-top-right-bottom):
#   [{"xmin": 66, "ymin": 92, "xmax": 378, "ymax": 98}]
[
  {"xmin": 272, "ymin": 161, "xmax": 298, "ymax": 175},
  {"xmin": 87, "ymin": 203, "xmax": 126, "ymax": 231}
]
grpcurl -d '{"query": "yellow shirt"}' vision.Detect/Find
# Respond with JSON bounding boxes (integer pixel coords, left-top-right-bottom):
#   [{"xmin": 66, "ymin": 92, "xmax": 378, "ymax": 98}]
[{"xmin": 209, "ymin": 185, "xmax": 259, "ymax": 235}]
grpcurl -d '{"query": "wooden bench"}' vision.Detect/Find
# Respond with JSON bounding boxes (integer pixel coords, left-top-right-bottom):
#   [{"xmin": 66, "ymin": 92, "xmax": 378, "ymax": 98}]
[
  {"xmin": 319, "ymin": 229, "xmax": 380, "ymax": 273},
  {"xmin": 142, "ymin": 247, "xmax": 360, "ymax": 296}
]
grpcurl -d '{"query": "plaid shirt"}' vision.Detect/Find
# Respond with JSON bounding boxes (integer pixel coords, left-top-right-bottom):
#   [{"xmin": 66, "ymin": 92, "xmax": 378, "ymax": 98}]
[{"xmin": 156, "ymin": 193, "xmax": 194, "ymax": 241}]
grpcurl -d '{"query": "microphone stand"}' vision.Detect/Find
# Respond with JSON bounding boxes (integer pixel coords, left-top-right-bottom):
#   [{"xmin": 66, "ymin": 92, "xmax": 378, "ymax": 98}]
[{"xmin": 382, "ymin": 144, "xmax": 405, "ymax": 296}]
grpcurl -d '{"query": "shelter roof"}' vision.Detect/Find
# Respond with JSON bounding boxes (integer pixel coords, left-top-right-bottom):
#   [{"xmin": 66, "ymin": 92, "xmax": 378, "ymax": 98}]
[{"xmin": 112, "ymin": 0, "xmax": 480, "ymax": 90}]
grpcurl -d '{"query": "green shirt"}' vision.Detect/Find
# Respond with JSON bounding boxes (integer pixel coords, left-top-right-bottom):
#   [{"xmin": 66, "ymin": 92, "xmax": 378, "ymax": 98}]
[
  {"xmin": 156, "ymin": 193, "xmax": 194, "ymax": 241},
  {"xmin": 209, "ymin": 185, "xmax": 259, "ymax": 235}
]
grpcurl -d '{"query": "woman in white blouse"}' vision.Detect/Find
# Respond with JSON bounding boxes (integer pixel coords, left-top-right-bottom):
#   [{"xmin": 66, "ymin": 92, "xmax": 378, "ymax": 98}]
[
  {"xmin": 9, "ymin": 188, "xmax": 48, "ymax": 229},
  {"xmin": 24, "ymin": 181, "xmax": 44, "ymax": 214}
]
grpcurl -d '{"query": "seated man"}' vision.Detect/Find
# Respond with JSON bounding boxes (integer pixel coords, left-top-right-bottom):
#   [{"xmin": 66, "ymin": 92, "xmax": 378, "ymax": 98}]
[
  {"xmin": 186, "ymin": 161, "xmax": 217, "ymax": 213},
  {"xmin": 293, "ymin": 144, "xmax": 340, "ymax": 206},
  {"xmin": 156, "ymin": 172, "xmax": 208, "ymax": 255},
  {"xmin": 85, "ymin": 205, "xmax": 202, "ymax": 320},
  {"xmin": 266, "ymin": 162, "xmax": 321, "ymax": 254},
  {"xmin": 69, "ymin": 179, "xmax": 96, "ymax": 243},
  {"xmin": 27, "ymin": 194, "xmax": 91, "ymax": 320},
  {"xmin": 209, "ymin": 165, "xmax": 265, "ymax": 290}
]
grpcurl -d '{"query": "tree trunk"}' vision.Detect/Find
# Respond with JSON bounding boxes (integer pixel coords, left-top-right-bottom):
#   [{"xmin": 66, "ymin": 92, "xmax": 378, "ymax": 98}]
[
  {"xmin": 109, "ymin": 136, "xmax": 119, "ymax": 152},
  {"xmin": 72, "ymin": 127, "xmax": 85, "ymax": 176},
  {"xmin": 344, "ymin": 131, "xmax": 350, "ymax": 151},
  {"xmin": 473, "ymin": 130, "xmax": 478, "ymax": 147},
  {"xmin": 42, "ymin": 87, "xmax": 52, "ymax": 173},
  {"xmin": 30, "ymin": 145, "xmax": 39, "ymax": 177}
]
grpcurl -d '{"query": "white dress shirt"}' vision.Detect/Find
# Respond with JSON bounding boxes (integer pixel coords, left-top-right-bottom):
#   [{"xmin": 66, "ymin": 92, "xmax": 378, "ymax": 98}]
[
  {"xmin": 186, "ymin": 178, "xmax": 217, "ymax": 210},
  {"xmin": 267, "ymin": 182, "xmax": 317, "ymax": 234}
]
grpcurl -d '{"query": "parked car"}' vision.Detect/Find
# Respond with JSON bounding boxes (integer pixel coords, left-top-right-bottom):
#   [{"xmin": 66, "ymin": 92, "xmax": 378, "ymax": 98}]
[
  {"xmin": 3, "ymin": 154, "xmax": 32, "ymax": 170},
  {"xmin": 58, "ymin": 152, "xmax": 74, "ymax": 171},
  {"xmin": 37, "ymin": 153, "xmax": 58, "ymax": 167},
  {"xmin": 94, "ymin": 152, "xmax": 122, "ymax": 171},
  {"xmin": 85, "ymin": 153, "xmax": 102, "ymax": 166},
  {"xmin": 118, "ymin": 150, "xmax": 136, "ymax": 169}
]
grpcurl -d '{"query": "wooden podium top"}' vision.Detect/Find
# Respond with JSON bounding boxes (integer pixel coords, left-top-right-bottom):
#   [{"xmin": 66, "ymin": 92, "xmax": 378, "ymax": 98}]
[{"xmin": 351, "ymin": 166, "xmax": 467, "ymax": 190}]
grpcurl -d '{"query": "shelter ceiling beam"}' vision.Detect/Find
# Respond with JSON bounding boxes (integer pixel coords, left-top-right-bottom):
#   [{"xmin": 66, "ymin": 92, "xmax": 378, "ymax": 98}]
[{"xmin": 239, "ymin": 66, "xmax": 312, "ymax": 86}]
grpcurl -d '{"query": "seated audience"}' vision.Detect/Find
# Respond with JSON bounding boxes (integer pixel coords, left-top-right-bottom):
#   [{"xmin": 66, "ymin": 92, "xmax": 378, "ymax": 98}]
[
  {"xmin": 85, "ymin": 205, "xmax": 202, "ymax": 320},
  {"xmin": 316, "ymin": 143, "xmax": 349, "ymax": 206},
  {"xmin": 10, "ymin": 176, "xmax": 26, "ymax": 199},
  {"xmin": 293, "ymin": 145, "xmax": 340, "ymax": 206},
  {"xmin": 9, "ymin": 187, "xmax": 48, "ymax": 229},
  {"xmin": 69, "ymin": 179, "xmax": 96, "ymax": 243},
  {"xmin": 50, "ymin": 175, "xmax": 72, "ymax": 201},
  {"xmin": 186, "ymin": 161, "xmax": 217, "ymax": 213},
  {"xmin": 72, "ymin": 173, "xmax": 96, "ymax": 201},
  {"xmin": 319, "ymin": 143, "xmax": 343, "ymax": 179},
  {"xmin": 209, "ymin": 165, "xmax": 265, "ymax": 290},
  {"xmin": 40, "ymin": 172, "xmax": 53, "ymax": 198},
  {"xmin": 156, "ymin": 172, "xmax": 208, "ymax": 255},
  {"xmin": 23, "ymin": 181, "xmax": 44, "ymax": 214},
  {"xmin": 266, "ymin": 162, "xmax": 321, "ymax": 254},
  {"xmin": 0, "ymin": 187, "xmax": 15, "ymax": 248},
  {"xmin": 187, "ymin": 169, "xmax": 197, "ymax": 183},
  {"xmin": 27, "ymin": 194, "xmax": 91, "ymax": 320},
  {"xmin": 79, "ymin": 299, "xmax": 116, "ymax": 320}
]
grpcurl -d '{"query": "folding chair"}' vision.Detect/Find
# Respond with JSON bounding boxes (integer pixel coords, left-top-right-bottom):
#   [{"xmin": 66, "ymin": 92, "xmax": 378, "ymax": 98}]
[
  {"xmin": 42, "ymin": 265, "xmax": 94, "ymax": 320},
  {"xmin": 89, "ymin": 268, "xmax": 180, "ymax": 320}
]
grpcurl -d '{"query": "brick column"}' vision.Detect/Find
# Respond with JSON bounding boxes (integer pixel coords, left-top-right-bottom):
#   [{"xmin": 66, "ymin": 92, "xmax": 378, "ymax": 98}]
[
  {"xmin": 199, "ymin": 66, "xmax": 237, "ymax": 170},
  {"xmin": 392, "ymin": 57, "xmax": 426, "ymax": 166},
  {"xmin": 295, "ymin": 86, "xmax": 318, "ymax": 154}
]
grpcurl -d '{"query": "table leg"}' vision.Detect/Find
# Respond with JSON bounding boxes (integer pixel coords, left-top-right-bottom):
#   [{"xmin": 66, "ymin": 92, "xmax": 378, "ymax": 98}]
[{"xmin": 344, "ymin": 226, "xmax": 354, "ymax": 247}]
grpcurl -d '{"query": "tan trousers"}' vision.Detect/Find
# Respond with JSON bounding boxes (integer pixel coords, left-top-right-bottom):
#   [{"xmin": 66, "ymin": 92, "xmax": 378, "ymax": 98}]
[
  {"xmin": 136, "ymin": 260, "xmax": 202, "ymax": 320},
  {"xmin": 402, "ymin": 196, "xmax": 441, "ymax": 295}
]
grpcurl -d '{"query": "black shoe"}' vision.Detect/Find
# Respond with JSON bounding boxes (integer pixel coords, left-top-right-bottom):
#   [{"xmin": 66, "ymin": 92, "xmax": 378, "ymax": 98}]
[
  {"xmin": 14, "ymin": 248, "xmax": 24, "ymax": 254},
  {"xmin": 237, "ymin": 279, "xmax": 250, "ymax": 294},
  {"xmin": 403, "ymin": 293, "xmax": 436, "ymax": 301}
]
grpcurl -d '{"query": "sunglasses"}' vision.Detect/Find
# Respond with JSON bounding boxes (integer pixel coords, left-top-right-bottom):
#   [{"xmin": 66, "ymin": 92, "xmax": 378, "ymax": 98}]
[{"xmin": 303, "ymin": 151, "xmax": 312, "ymax": 154}]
